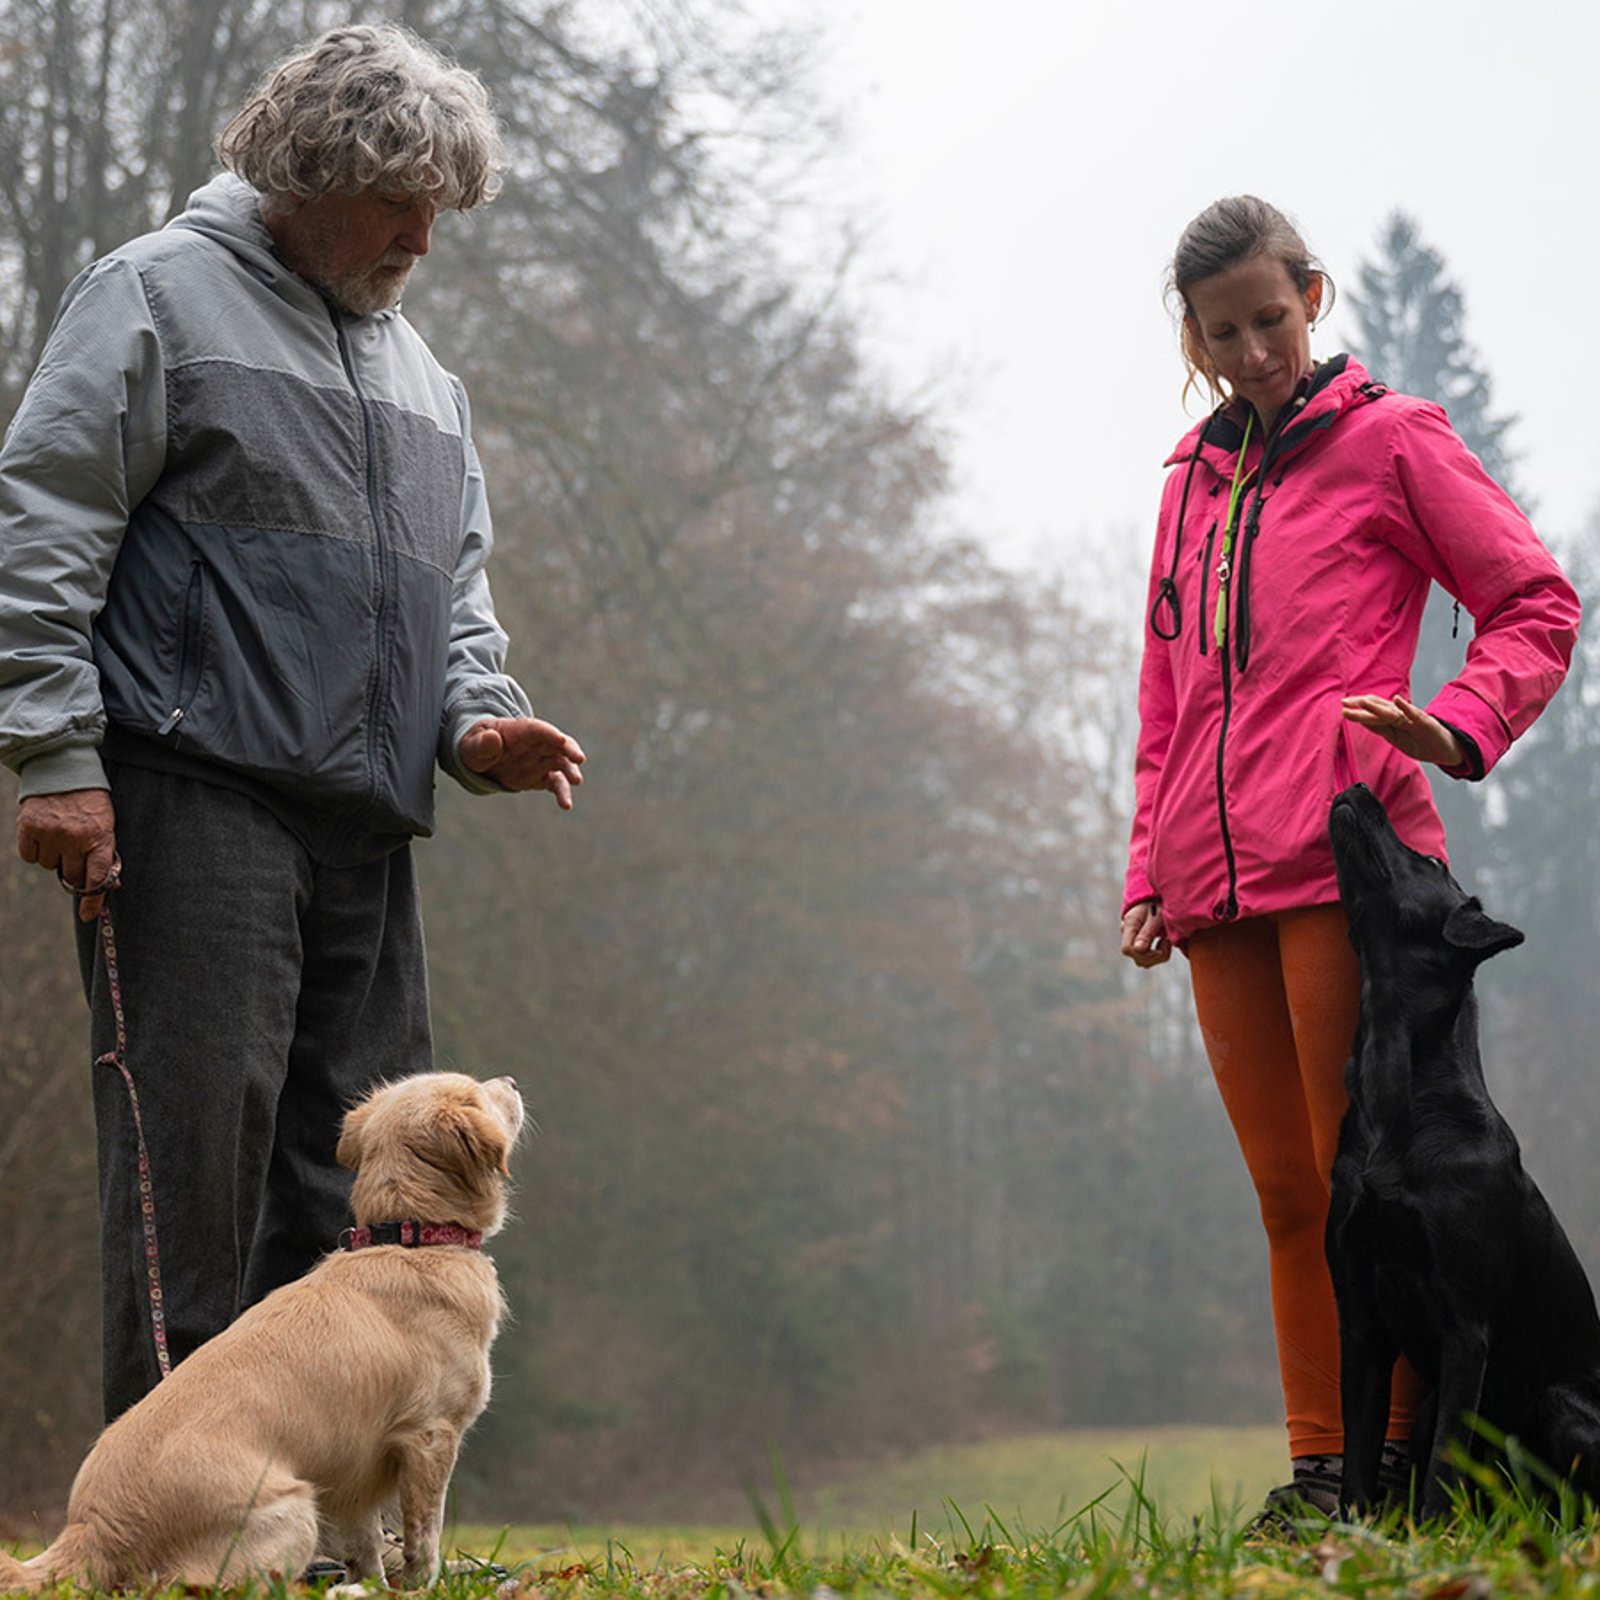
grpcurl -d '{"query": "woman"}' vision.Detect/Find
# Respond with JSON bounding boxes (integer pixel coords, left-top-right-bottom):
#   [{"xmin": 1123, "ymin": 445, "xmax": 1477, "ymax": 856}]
[{"xmin": 1121, "ymin": 196, "xmax": 1580, "ymax": 1520}]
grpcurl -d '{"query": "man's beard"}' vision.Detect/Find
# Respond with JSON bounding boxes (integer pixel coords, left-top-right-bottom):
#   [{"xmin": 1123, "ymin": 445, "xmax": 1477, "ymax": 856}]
[
  {"xmin": 282, "ymin": 209, "xmax": 419, "ymax": 316},
  {"xmin": 321, "ymin": 250, "xmax": 417, "ymax": 316}
]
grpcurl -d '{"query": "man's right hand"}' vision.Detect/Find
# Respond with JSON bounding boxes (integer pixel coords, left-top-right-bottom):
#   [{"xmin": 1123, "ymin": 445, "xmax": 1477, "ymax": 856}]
[{"xmin": 17, "ymin": 789, "xmax": 119, "ymax": 922}]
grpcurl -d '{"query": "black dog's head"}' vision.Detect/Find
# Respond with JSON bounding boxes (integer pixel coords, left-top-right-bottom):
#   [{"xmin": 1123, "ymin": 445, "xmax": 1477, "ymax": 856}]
[{"xmin": 1330, "ymin": 784, "xmax": 1523, "ymax": 989}]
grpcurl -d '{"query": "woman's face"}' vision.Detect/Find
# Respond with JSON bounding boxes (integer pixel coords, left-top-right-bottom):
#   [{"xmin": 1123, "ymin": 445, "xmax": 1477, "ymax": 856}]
[{"xmin": 1185, "ymin": 253, "xmax": 1321, "ymax": 430}]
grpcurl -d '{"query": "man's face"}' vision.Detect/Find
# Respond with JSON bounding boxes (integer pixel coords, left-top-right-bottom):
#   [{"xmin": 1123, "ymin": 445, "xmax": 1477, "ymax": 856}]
[{"xmin": 270, "ymin": 189, "xmax": 438, "ymax": 315}]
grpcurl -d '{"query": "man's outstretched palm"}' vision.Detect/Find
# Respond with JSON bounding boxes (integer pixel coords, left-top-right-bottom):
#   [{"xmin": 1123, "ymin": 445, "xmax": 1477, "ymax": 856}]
[{"xmin": 458, "ymin": 717, "xmax": 586, "ymax": 807}]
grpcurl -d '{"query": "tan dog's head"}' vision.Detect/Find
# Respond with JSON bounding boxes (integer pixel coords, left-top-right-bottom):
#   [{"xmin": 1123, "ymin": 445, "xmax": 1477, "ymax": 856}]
[{"xmin": 337, "ymin": 1072, "xmax": 525, "ymax": 1237}]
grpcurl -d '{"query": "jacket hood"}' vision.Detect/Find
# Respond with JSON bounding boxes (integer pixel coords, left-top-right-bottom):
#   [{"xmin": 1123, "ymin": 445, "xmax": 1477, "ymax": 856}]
[
  {"xmin": 1153, "ymin": 354, "xmax": 1391, "ymax": 680},
  {"xmin": 1163, "ymin": 354, "xmax": 1381, "ymax": 471},
  {"xmin": 164, "ymin": 173, "xmax": 401, "ymax": 321},
  {"xmin": 167, "ymin": 174, "xmax": 287, "ymax": 283}
]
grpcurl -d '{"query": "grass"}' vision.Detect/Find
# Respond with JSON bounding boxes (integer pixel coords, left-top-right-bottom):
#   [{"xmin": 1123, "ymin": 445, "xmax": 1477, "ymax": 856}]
[
  {"xmin": 469, "ymin": 1471, "xmax": 1600, "ymax": 1600},
  {"xmin": 793, "ymin": 1424, "xmax": 1290, "ymax": 1534},
  {"xmin": 454, "ymin": 1427, "xmax": 1286, "ymax": 1561},
  {"xmin": 458, "ymin": 1424, "xmax": 1290, "ymax": 1565},
  {"xmin": 442, "ymin": 1466, "xmax": 1600, "ymax": 1600},
  {"xmin": 433, "ymin": 1428, "xmax": 1600, "ymax": 1599},
  {"xmin": 14, "ymin": 1428, "xmax": 1600, "ymax": 1598}
]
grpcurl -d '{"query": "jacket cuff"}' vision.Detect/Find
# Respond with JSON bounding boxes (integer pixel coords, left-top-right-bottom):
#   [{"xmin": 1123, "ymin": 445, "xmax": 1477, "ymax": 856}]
[
  {"xmin": 1432, "ymin": 719, "xmax": 1484, "ymax": 782},
  {"xmin": 1424, "ymin": 683, "xmax": 1511, "ymax": 779},
  {"xmin": 440, "ymin": 707, "xmax": 513, "ymax": 795},
  {"xmin": 1123, "ymin": 867, "xmax": 1156, "ymax": 918},
  {"xmin": 17, "ymin": 745, "xmax": 110, "ymax": 799}
]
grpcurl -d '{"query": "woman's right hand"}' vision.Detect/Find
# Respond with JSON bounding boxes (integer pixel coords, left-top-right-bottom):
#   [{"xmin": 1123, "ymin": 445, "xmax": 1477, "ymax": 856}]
[
  {"xmin": 1120, "ymin": 900, "xmax": 1170, "ymax": 967},
  {"xmin": 1341, "ymin": 693, "xmax": 1464, "ymax": 769}
]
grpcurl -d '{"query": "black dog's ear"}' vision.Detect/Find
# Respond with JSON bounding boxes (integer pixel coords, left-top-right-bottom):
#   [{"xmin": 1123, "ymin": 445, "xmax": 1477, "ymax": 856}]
[{"xmin": 1443, "ymin": 898, "xmax": 1525, "ymax": 961}]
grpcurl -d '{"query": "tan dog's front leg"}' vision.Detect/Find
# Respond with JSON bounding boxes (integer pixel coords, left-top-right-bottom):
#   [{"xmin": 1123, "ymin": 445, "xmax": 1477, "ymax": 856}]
[
  {"xmin": 337, "ymin": 1517, "xmax": 386, "ymax": 1582},
  {"xmin": 394, "ymin": 1427, "xmax": 462, "ymax": 1586}
]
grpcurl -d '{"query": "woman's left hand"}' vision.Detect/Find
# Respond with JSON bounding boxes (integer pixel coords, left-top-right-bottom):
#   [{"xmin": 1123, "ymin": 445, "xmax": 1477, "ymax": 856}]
[{"xmin": 1341, "ymin": 693, "xmax": 1464, "ymax": 768}]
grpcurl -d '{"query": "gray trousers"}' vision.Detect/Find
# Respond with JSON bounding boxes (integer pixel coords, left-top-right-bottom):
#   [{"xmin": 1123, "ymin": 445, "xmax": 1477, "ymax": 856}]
[{"xmin": 76, "ymin": 766, "xmax": 433, "ymax": 1420}]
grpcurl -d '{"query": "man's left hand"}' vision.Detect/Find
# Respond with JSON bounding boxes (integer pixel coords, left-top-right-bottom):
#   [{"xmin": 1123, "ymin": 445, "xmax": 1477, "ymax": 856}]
[{"xmin": 459, "ymin": 717, "xmax": 587, "ymax": 807}]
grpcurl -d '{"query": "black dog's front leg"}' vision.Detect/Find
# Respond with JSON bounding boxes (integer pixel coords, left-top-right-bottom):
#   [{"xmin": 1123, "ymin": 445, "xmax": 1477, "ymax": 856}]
[
  {"xmin": 1422, "ymin": 1327, "xmax": 1488, "ymax": 1520},
  {"xmin": 1329, "ymin": 1188, "xmax": 1393, "ymax": 1517},
  {"xmin": 1339, "ymin": 1321, "xmax": 1395, "ymax": 1515}
]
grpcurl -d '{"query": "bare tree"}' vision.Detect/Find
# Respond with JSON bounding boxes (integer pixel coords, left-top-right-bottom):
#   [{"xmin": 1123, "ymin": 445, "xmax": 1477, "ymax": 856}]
[{"xmin": 0, "ymin": 0, "xmax": 1278, "ymax": 1520}]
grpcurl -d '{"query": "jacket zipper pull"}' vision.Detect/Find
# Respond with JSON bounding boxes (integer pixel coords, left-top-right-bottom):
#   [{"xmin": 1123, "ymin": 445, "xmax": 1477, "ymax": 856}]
[
  {"xmin": 1213, "ymin": 412, "xmax": 1254, "ymax": 651},
  {"xmin": 1212, "ymin": 559, "xmax": 1231, "ymax": 648}
]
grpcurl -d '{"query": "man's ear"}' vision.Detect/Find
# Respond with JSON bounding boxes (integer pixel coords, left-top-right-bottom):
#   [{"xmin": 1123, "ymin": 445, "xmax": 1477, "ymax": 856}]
[{"xmin": 1443, "ymin": 898, "xmax": 1525, "ymax": 962}]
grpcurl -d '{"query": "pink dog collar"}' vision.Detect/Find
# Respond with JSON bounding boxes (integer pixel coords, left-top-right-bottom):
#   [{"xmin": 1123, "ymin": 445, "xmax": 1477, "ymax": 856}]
[{"xmin": 338, "ymin": 1220, "xmax": 484, "ymax": 1251}]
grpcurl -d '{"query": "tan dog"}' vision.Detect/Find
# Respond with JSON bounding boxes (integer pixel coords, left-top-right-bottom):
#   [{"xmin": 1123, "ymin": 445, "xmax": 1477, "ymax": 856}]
[{"xmin": 0, "ymin": 1072, "xmax": 523, "ymax": 1590}]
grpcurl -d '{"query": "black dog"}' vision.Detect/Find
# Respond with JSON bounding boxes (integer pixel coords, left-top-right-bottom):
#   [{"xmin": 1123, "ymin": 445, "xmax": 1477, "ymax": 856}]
[{"xmin": 1327, "ymin": 783, "xmax": 1600, "ymax": 1519}]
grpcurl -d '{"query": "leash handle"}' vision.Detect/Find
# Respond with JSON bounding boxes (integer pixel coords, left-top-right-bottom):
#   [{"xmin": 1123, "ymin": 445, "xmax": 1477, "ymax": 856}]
[{"xmin": 94, "ymin": 900, "xmax": 173, "ymax": 1383}]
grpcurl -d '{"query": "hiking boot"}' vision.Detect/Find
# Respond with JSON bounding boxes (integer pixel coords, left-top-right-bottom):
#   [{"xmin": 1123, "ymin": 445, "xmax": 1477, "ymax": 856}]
[
  {"xmin": 1246, "ymin": 1453, "xmax": 1342, "ymax": 1539},
  {"xmin": 1377, "ymin": 1439, "xmax": 1414, "ymax": 1515},
  {"xmin": 446, "ymin": 1554, "xmax": 515, "ymax": 1582},
  {"xmin": 300, "ymin": 1559, "xmax": 350, "ymax": 1585}
]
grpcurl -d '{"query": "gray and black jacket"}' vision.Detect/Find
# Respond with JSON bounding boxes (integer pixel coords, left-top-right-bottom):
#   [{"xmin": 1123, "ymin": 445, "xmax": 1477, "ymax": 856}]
[{"xmin": 0, "ymin": 174, "xmax": 532, "ymax": 861}]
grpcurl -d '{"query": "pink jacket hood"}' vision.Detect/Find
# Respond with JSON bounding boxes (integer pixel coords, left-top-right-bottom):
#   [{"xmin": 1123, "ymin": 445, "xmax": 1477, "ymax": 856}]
[{"xmin": 1125, "ymin": 355, "xmax": 1579, "ymax": 945}]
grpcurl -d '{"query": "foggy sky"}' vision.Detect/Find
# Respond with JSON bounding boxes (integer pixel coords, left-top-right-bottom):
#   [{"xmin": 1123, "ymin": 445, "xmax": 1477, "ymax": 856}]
[{"xmin": 784, "ymin": 0, "xmax": 1596, "ymax": 573}]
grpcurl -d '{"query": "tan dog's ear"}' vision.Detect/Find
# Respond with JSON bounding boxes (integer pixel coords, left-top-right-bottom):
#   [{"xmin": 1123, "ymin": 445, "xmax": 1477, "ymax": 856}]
[
  {"xmin": 452, "ymin": 1099, "xmax": 513, "ymax": 1179},
  {"xmin": 336, "ymin": 1099, "xmax": 376, "ymax": 1171}
]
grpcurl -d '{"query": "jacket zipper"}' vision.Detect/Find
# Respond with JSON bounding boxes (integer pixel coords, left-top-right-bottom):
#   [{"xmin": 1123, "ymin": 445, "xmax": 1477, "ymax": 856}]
[
  {"xmin": 1184, "ymin": 373, "xmax": 1360, "ymax": 926},
  {"xmin": 1209, "ymin": 444, "xmax": 1257, "ymax": 923},
  {"xmin": 1213, "ymin": 629, "xmax": 1240, "ymax": 922},
  {"xmin": 157, "ymin": 560, "xmax": 207, "ymax": 738},
  {"xmin": 330, "ymin": 307, "xmax": 389, "ymax": 813}
]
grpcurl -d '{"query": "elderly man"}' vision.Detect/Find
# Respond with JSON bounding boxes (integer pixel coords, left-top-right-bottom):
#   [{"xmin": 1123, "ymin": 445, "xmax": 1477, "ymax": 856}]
[{"xmin": 0, "ymin": 25, "xmax": 581, "ymax": 1420}]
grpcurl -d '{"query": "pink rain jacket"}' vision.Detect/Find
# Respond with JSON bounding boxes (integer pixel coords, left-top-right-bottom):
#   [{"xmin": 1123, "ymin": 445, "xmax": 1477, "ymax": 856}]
[{"xmin": 1124, "ymin": 355, "xmax": 1580, "ymax": 946}]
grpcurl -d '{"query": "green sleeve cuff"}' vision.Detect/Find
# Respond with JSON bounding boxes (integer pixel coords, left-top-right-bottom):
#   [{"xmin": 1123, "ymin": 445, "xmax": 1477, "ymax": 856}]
[
  {"xmin": 17, "ymin": 744, "xmax": 109, "ymax": 798},
  {"xmin": 440, "ymin": 709, "xmax": 510, "ymax": 795}
]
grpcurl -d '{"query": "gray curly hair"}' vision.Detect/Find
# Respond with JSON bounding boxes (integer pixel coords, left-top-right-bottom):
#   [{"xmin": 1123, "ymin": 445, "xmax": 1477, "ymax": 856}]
[{"xmin": 216, "ymin": 24, "xmax": 502, "ymax": 213}]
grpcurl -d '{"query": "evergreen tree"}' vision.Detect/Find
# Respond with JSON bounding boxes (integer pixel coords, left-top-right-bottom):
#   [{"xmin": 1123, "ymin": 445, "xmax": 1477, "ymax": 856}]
[
  {"xmin": 1345, "ymin": 212, "xmax": 1525, "ymax": 874},
  {"xmin": 1349, "ymin": 214, "xmax": 1600, "ymax": 1270},
  {"xmin": 1348, "ymin": 212, "xmax": 1521, "ymax": 493}
]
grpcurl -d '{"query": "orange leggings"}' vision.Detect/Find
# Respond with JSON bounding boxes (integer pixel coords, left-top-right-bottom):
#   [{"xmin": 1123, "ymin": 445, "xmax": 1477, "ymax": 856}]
[{"xmin": 1187, "ymin": 904, "xmax": 1418, "ymax": 1457}]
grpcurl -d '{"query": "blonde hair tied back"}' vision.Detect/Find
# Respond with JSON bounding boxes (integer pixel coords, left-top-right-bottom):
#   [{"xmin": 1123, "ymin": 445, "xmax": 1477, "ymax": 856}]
[{"xmin": 1167, "ymin": 195, "xmax": 1334, "ymax": 410}]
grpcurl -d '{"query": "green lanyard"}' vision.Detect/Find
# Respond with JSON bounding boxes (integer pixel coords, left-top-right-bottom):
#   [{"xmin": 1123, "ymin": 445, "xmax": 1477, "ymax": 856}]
[{"xmin": 1213, "ymin": 410, "xmax": 1255, "ymax": 651}]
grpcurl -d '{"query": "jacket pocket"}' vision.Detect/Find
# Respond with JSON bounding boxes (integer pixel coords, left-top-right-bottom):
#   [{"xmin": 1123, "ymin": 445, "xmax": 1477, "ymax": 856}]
[
  {"xmin": 156, "ymin": 560, "xmax": 207, "ymax": 741},
  {"xmin": 1332, "ymin": 712, "xmax": 1361, "ymax": 793}
]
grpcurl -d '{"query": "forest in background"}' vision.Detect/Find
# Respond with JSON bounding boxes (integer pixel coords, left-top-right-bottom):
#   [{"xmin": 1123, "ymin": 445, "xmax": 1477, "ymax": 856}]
[{"xmin": 0, "ymin": 0, "xmax": 1598, "ymax": 1523}]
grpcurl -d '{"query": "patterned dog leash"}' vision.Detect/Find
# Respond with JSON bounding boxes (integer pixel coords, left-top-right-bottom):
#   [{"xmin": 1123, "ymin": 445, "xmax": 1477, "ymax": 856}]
[{"xmin": 63, "ymin": 864, "xmax": 173, "ymax": 1381}]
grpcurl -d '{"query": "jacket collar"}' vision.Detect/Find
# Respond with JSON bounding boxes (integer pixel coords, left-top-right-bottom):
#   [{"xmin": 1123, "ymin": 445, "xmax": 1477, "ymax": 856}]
[
  {"xmin": 166, "ymin": 174, "xmax": 403, "ymax": 325},
  {"xmin": 1164, "ymin": 354, "xmax": 1376, "ymax": 472}
]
